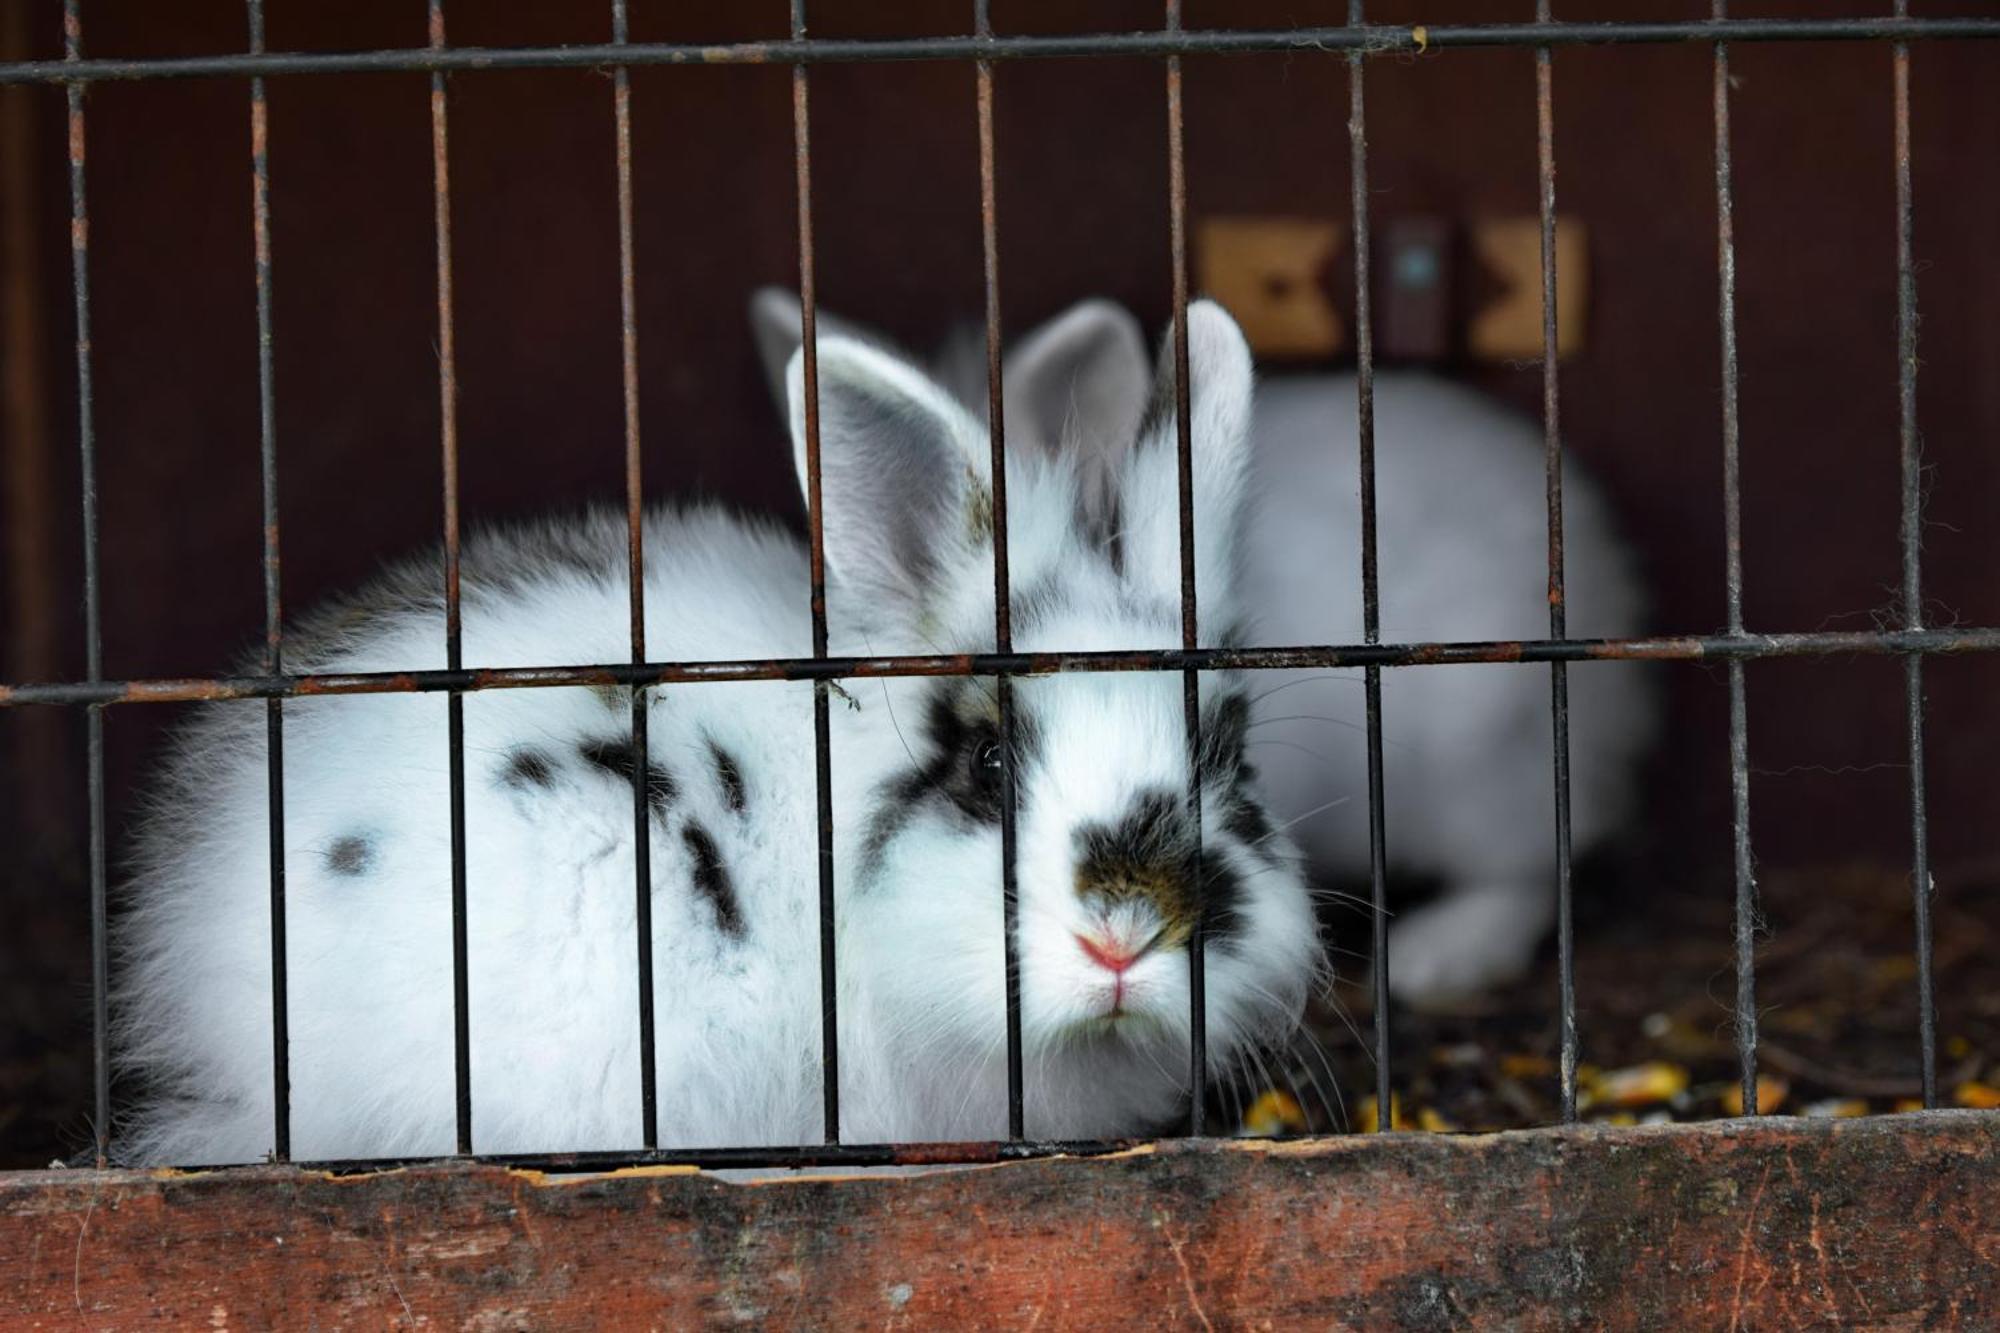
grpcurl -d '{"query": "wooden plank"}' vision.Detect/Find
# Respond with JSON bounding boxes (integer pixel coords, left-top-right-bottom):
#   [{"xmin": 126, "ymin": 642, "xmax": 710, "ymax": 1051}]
[{"xmin": 4, "ymin": 1114, "xmax": 1996, "ymax": 1328}]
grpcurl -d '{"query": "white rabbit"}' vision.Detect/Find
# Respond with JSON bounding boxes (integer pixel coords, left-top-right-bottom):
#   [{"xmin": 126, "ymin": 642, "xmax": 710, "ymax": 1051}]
[
  {"xmin": 752, "ymin": 290, "xmax": 1655, "ymax": 1008},
  {"xmin": 115, "ymin": 301, "xmax": 1323, "ymax": 1165}
]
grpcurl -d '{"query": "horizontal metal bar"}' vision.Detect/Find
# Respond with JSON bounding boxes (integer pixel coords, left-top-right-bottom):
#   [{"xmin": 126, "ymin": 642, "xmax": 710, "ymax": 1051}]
[
  {"xmin": 2, "ymin": 19, "xmax": 1997, "ymax": 86},
  {"xmin": 271, "ymin": 1137, "xmax": 1147, "ymax": 1177},
  {"xmin": 3, "ymin": 626, "xmax": 1998, "ymax": 708}
]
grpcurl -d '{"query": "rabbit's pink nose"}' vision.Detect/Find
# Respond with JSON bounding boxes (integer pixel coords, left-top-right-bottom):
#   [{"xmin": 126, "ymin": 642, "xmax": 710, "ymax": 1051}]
[{"xmin": 1076, "ymin": 934, "xmax": 1140, "ymax": 975}]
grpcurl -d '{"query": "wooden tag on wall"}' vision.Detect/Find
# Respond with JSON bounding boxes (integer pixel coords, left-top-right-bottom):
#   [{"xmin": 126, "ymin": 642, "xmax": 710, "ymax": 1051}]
[
  {"xmin": 1194, "ymin": 217, "xmax": 1346, "ymax": 360},
  {"xmin": 1467, "ymin": 217, "xmax": 1588, "ymax": 362},
  {"xmin": 1195, "ymin": 213, "xmax": 1589, "ymax": 363}
]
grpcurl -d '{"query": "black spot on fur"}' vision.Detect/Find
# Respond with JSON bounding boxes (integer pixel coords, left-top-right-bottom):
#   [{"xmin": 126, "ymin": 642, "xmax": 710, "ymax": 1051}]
[
  {"xmin": 1198, "ymin": 688, "xmax": 1283, "ymax": 873},
  {"xmin": 326, "ymin": 835, "xmax": 373, "ymax": 877},
  {"xmin": 1212, "ymin": 621, "xmax": 1253, "ymax": 652},
  {"xmin": 578, "ymin": 736, "xmax": 676, "ymax": 817},
  {"xmin": 1196, "ymin": 849, "xmax": 1248, "ymax": 945},
  {"xmin": 858, "ymin": 680, "xmax": 1041, "ymax": 881},
  {"xmin": 931, "ymin": 693, "xmax": 1006, "ymax": 827},
  {"xmin": 1221, "ymin": 790, "xmax": 1279, "ymax": 866},
  {"xmin": 859, "ymin": 768, "xmax": 936, "ymax": 885},
  {"xmin": 1198, "ymin": 691, "xmax": 1252, "ymax": 782},
  {"xmin": 707, "ymin": 739, "xmax": 748, "ymax": 815},
  {"xmin": 1076, "ymin": 790, "xmax": 1194, "ymax": 885},
  {"xmin": 1098, "ymin": 492, "xmax": 1126, "ymax": 576},
  {"xmin": 1073, "ymin": 789, "xmax": 1246, "ymax": 945},
  {"xmin": 500, "ymin": 747, "xmax": 557, "ymax": 790},
  {"xmin": 681, "ymin": 822, "xmax": 744, "ymax": 938}
]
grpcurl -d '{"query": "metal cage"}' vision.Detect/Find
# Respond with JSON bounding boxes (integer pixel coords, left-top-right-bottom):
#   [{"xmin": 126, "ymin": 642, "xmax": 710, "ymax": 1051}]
[{"xmin": 3, "ymin": 2, "xmax": 1998, "ymax": 1176}]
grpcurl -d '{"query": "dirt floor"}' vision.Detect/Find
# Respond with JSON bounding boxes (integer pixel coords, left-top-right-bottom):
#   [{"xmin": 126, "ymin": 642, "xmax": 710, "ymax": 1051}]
[
  {"xmin": 1242, "ymin": 862, "xmax": 2000, "ymax": 1137},
  {"xmin": 5, "ymin": 856, "xmax": 1993, "ymax": 1166}
]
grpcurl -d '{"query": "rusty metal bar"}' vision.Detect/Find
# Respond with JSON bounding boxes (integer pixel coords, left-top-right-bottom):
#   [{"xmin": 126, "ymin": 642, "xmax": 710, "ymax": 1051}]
[
  {"xmin": 6, "ymin": 627, "xmax": 1999, "ymax": 710},
  {"xmin": 790, "ymin": 0, "xmax": 841, "ymax": 1147},
  {"xmin": 62, "ymin": 0, "xmax": 110, "ymax": 1170},
  {"xmin": 1891, "ymin": 0, "xmax": 1935, "ymax": 1110},
  {"xmin": 311, "ymin": 1135, "xmax": 1142, "ymax": 1174},
  {"xmin": 5, "ymin": 19, "xmax": 2000, "ymax": 86},
  {"xmin": 1535, "ymin": 0, "xmax": 1578, "ymax": 1126},
  {"xmin": 1713, "ymin": 0, "xmax": 1759, "ymax": 1118},
  {"xmin": 246, "ymin": 0, "xmax": 290, "ymax": 1162},
  {"xmin": 610, "ymin": 0, "xmax": 658, "ymax": 1151},
  {"xmin": 1348, "ymin": 0, "xmax": 1393, "ymax": 1134},
  {"xmin": 144, "ymin": 1135, "xmax": 1150, "ymax": 1177},
  {"xmin": 427, "ymin": 0, "xmax": 472, "ymax": 1156},
  {"xmin": 973, "ymin": 0, "xmax": 1025, "ymax": 1140},
  {"xmin": 1163, "ymin": 0, "xmax": 1209, "ymax": 1138}
]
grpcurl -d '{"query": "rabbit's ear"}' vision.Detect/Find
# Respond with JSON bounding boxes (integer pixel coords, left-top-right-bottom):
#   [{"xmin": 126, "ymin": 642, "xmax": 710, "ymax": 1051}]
[
  {"xmin": 1119, "ymin": 300, "xmax": 1257, "ymax": 629},
  {"xmin": 750, "ymin": 286, "xmax": 904, "ymax": 424},
  {"xmin": 786, "ymin": 335, "xmax": 990, "ymax": 611},
  {"xmin": 1005, "ymin": 299, "xmax": 1151, "ymax": 469}
]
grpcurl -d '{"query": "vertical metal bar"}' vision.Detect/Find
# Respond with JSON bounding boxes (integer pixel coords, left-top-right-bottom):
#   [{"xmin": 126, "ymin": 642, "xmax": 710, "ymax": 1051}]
[
  {"xmin": 973, "ymin": 0, "xmax": 1026, "ymax": 1140},
  {"xmin": 63, "ymin": 0, "xmax": 110, "ymax": 1170},
  {"xmin": 1164, "ymin": 0, "xmax": 1208, "ymax": 1137},
  {"xmin": 1713, "ymin": 0, "xmax": 1759, "ymax": 1118},
  {"xmin": 1891, "ymin": 1, "xmax": 1936, "ymax": 1109},
  {"xmin": 247, "ymin": 0, "xmax": 289, "ymax": 1161},
  {"xmin": 791, "ymin": 0, "xmax": 840, "ymax": 1146},
  {"xmin": 609, "ymin": 0, "xmax": 659, "ymax": 1152},
  {"xmin": 427, "ymin": 0, "xmax": 472, "ymax": 1154},
  {"xmin": 1534, "ymin": 0, "xmax": 1578, "ymax": 1126},
  {"xmin": 1347, "ymin": 0, "xmax": 1393, "ymax": 1133}
]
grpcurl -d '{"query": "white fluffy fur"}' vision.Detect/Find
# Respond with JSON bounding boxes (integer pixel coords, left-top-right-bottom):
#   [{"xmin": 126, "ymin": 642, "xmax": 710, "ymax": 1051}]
[
  {"xmin": 1239, "ymin": 373, "xmax": 1655, "ymax": 1003},
  {"xmin": 116, "ymin": 302, "xmax": 1320, "ymax": 1164},
  {"xmin": 752, "ymin": 291, "xmax": 1657, "ymax": 1007}
]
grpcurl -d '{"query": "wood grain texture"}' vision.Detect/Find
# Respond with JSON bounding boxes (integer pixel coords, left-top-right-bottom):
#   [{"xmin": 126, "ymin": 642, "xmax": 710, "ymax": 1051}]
[{"xmin": 5, "ymin": 1113, "xmax": 1996, "ymax": 1328}]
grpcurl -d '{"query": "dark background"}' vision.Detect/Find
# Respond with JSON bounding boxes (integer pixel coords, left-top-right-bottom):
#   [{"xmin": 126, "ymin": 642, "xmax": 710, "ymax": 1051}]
[{"xmin": 3, "ymin": 0, "xmax": 1996, "ymax": 1163}]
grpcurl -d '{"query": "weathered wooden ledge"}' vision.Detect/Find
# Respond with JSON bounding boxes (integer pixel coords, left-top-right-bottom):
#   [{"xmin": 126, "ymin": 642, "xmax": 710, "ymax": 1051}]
[{"xmin": 5, "ymin": 1112, "xmax": 1995, "ymax": 1328}]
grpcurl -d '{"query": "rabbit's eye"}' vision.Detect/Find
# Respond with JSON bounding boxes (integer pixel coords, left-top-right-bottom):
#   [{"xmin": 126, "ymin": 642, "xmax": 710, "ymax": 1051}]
[{"xmin": 972, "ymin": 740, "xmax": 1005, "ymax": 793}]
